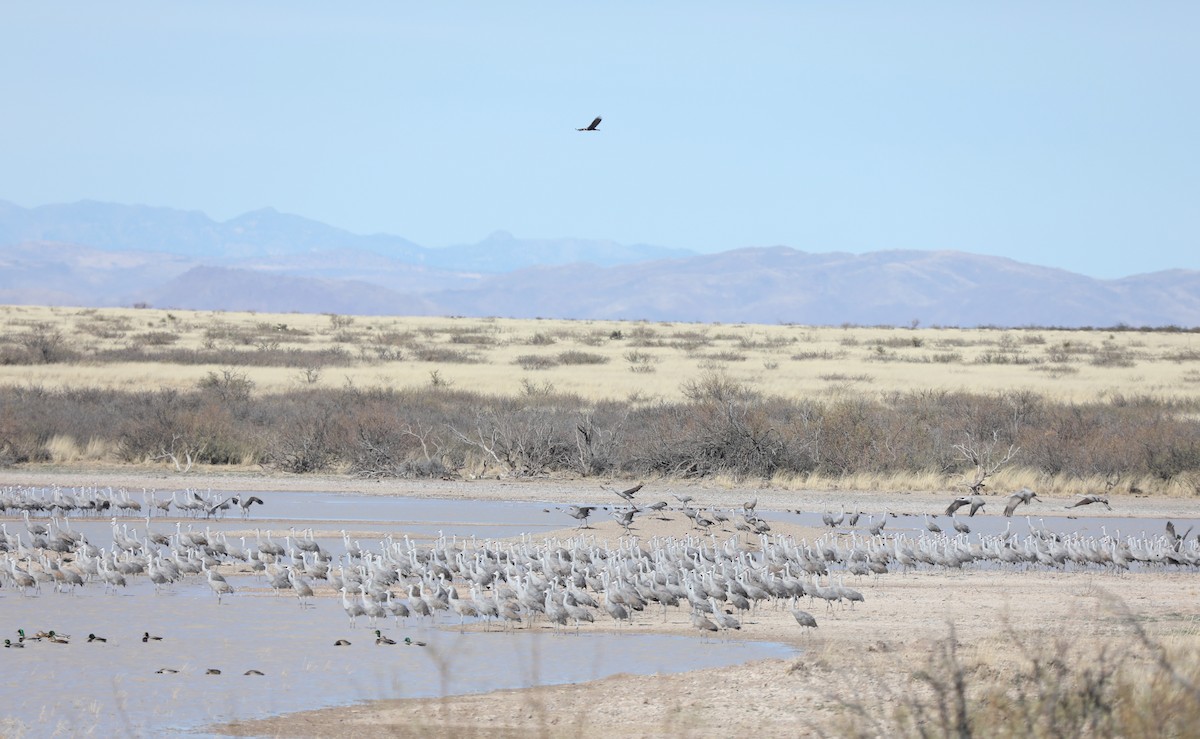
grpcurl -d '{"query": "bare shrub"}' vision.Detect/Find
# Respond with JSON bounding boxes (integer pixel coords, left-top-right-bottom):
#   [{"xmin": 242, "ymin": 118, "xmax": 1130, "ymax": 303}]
[
  {"xmin": 624, "ymin": 350, "xmax": 657, "ymax": 373},
  {"xmin": 449, "ymin": 405, "xmax": 574, "ymax": 477},
  {"xmin": 412, "ymin": 346, "xmax": 482, "ymax": 363},
  {"xmin": 197, "ymin": 368, "xmax": 255, "ymax": 404},
  {"xmin": 130, "ymin": 331, "xmax": 180, "ymax": 346},
  {"xmin": 516, "ymin": 354, "xmax": 558, "ymax": 370},
  {"xmin": 1090, "ymin": 340, "xmax": 1137, "ymax": 367},
  {"xmin": 262, "ymin": 394, "xmax": 342, "ymax": 473},
  {"xmin": 555, "ymin": 350, "xmax": 609, "ymax": 365},
  {"xmin": 18, "ymin": 322, "xmax": 76, "ymax": 364}
]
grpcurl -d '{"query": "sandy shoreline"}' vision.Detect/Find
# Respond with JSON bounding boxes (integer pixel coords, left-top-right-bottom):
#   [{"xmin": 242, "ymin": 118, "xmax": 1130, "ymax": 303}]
[
  {"xmin": 4, "ymin": 466, "xmax": 1200, "ymax": 736},
  {"xmin": 5, "ymin": 464, "xmax": 1199, "ymax": 517}
]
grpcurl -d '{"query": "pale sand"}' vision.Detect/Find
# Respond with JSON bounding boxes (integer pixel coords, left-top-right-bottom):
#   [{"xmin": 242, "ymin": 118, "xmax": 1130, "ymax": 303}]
[{"xmin": 4, "ymin": 468, "xmax": 1199, "ymax": 737}]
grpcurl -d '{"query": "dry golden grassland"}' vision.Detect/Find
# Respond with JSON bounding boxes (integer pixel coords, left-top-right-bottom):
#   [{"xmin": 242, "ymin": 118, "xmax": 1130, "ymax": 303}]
[{"xmin": 2, "ymin": 303, "xmax": 1199, "ymax": 403}]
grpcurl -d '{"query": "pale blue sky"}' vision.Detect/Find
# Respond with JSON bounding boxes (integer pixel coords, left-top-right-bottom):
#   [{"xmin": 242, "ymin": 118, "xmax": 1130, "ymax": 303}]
[{"xmin": 2, "ymin": 2, "xmax": 1196, "ymax": 278}]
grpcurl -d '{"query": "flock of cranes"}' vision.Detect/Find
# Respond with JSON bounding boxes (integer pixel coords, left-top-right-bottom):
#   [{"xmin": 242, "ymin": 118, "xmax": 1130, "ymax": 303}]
[{"xmin": 1, "ymin": 483, "xmax": 1197, "ymax": 652}]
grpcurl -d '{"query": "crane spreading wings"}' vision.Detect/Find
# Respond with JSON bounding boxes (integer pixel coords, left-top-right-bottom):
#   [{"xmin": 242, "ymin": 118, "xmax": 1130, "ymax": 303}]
[{"xmin": 577, "ymin": 116, "xmax": 602, "ymax": 131}]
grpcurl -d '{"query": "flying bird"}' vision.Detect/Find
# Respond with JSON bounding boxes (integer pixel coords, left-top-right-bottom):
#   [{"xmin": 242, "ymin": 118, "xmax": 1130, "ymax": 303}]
[
  {"xmin": 1003, "ymin": 488, "xmax": 1039, "ymax": 517},
  {"xmin": 610, "ymin": 482, "xmax": 644, "ymax": 503},
  {"xmin": 1067, "ymin": 494, "xmax": 1111, "ymax": 511},
  {"xmin": 945, "ymin": 495, "xmax": 987, "ymax": 517},
  {"xmin": 577, "ymin": 116, "xmax": 602, "ymax": 131}
]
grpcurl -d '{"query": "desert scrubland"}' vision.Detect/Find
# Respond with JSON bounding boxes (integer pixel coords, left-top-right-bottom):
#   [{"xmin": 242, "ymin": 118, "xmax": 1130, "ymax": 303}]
[
  {"xmin": 3, "ymin": 304, "xmax": 1200, "ymax": 737},
  {"xmin": 1, "ymin": 304, "xmax": 1198, "ymax": 496}
]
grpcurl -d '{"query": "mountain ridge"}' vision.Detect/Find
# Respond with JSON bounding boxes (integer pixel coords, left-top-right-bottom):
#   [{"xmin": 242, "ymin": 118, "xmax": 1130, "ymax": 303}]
[{"xmin": 1, "ymin": 200, "xmax": 1197, "ymax": 327}]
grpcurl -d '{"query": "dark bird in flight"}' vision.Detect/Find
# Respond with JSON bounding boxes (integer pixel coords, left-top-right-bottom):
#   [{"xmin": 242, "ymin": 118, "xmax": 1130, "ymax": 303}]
[
  {"xmin": 946, "ymin": 495, "xmax": 987, "ymax": 517},
  {"xmin": 610, "ymin": 482, "xmax": 644, "ymax": 503},
  {"xmin": 1003, "ymin": 488, "xmax": 1039, "ymax": 517},
  {"xmin": 1067, "ymin": 494, "xmax": 1112, "ymax": 511},
  {"xmin": 577, "ymin": 116, "xmax": 602, "ymax": 131}
]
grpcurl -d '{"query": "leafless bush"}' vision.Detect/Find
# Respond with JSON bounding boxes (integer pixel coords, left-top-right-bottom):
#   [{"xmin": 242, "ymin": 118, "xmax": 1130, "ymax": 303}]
[
  {"xmin": 411, "ymin": 346, "xmax": 483, "ymax": 363},
  {"xmin": 449, "ymin": 405, "xmax": 575, "ymax": 477},
  {"xmin": 129, "ymin": 331, "xmax": 180, "ymax": 346},
  {"xmin": 555, "ymin": 350, "xmax": 609, "ymax": 365},
  {"xmin": 197, "ymin": 368, "xmax": 255, "ymax": 404},
  {"xmin": 1090, "ymin": 340, "xmax": 1137, "ymax": 367},
  {"xmin": 15, "ymin": 322, "xmax": 76, "ymax": 364},
  {"xmin": 624, "ymin": 350, "xmax": 657, "ymax": 373},
  {"xmin": 516, "ymin": 354, "xmax": 558, "ymax": 370}
]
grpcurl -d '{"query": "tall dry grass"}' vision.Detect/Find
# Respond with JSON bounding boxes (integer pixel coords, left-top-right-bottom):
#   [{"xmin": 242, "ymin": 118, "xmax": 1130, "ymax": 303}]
[{"xmin": 3, "ymin": 305, "xmax": 1200, "ymax": 404}]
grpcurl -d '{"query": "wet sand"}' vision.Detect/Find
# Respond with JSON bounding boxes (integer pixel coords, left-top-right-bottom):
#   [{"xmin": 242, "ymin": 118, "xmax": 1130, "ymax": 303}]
[{"xmin": 6, "ymin": 468, "xmax": 1200, "ymax": 737}]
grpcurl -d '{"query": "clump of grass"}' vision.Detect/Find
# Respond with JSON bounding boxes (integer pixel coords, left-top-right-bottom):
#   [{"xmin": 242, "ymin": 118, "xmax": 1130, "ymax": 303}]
[{"xmin": 839, "ymin": 614, "xmax": 1200, "ymax": 739}]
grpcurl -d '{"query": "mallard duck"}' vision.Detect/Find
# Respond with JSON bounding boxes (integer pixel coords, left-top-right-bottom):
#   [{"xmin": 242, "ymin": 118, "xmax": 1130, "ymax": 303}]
[
  {"xmin": 334, "ymin": 639, "xmax": 351, "ymax": 646},
  {"xmin": 143, "ymin": 632, "xmax": 163, "ymax": 642},
  {"xmin": 155, "ymin": 668, "xmax": 179, "ymax": 674},
  {"xmin": 403, "ymin": 637, "xmax": 426, "ymax": 647},
  {"xmin": 205, "ymin": 668, "xmax": 222, "ymax": 675},
  {"xmin": 47, "ymin": 631, "xmax": 69, "ymax": 644},
  {"xmin": 244, "ymin": 669, "xmax": 265, "ymax": 676},
  {"xmin": 37, "ymin": 630, "xmax": 70, "ymax": 640},
  {"xmin": 4, "ymin": 639, "xmax": 24, "ymax": 648},
  {"xmin": 88, "ymin": 633, "xmax": 107, "ymax": 643},
  {"xmin": 374, "ymin": 630, "xmax": 396, "ymax": 645},
  {"xmin": 17, "ymin": 629, "xmax": 37, "ymax": 642}
]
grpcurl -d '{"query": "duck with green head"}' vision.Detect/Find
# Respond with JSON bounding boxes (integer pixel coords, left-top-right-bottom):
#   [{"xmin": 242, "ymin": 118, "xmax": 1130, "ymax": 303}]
[
  {"xmin": 403, "ymin": 637, "xmax": 426, "ymax": 647},
  {"xmin": 374, "ymin": 630, "xmax": 396, "ymax": 645}
]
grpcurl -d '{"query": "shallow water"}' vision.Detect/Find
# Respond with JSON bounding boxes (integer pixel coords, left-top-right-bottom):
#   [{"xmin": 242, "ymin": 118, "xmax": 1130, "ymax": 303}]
[
  {"xmin": 1, "ymin": 491, "xmax": 793, "ymax": 737},
  {"xmin": 0, "ymin": 583, "xmax": 792, "ymax": 736}
]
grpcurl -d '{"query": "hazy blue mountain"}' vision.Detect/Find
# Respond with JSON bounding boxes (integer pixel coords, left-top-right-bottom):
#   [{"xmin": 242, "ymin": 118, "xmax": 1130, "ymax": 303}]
[
  {"xmin": 442, "ymin": 230, "xmax": 693, "ymax": 270},
  {"xmin": 0, "ymin": 240, "xmax": 195, "ymax": 307},
  {"xmin": 136, "ymin": 266, "xmax": 436, "ymax": 315},
  {"xmin": 0, "ymin": 200, "xmax": 691, "ymax": 272},
  {"xmin": 427, "ymin": 247, "xmax": 1200, "ymax": 327},
  {"xmin": 1, "ymin": 200, "xmax": 1197, "ymax": 326}
]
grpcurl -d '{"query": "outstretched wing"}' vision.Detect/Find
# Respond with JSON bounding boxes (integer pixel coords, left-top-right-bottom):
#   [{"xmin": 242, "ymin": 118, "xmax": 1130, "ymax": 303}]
[
  {"xmin": 945, "ymin": 498, "xmax": 968, "ymax": 516},
  {"xmin": 620, "ymin": 482, "xmax": 644, "ymax": 498},
  {"xmin": 578, "ymin": 116, "xmax": 601, "ymax": 131}
]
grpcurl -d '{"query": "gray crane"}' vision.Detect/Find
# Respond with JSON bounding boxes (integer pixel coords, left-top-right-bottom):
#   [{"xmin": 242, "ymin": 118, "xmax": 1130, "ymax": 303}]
[{"xmin": 1004, "ymin": 488, "xmax": 1039, "ymax": 517}]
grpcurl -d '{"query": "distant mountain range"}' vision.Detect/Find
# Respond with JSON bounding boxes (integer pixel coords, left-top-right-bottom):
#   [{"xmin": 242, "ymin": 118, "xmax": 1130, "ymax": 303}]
[{"xmin": 2, "ymin": 199, "xmax": 1198, "ymax": 327}]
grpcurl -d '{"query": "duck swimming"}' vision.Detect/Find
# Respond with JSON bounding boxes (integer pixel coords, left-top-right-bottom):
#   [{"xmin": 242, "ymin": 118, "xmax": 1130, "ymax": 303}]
[
  {"xmin": 374, "ymin": 630, "xmax": 396, "ymax": 645},
  {"xmin": 143, "ymin": 632, "xmax": 163, "ymax": 642},
  {"xmin": 403, "ymin": 637, "xmax": 427, "ymax": 647},
  {"xmin": 88, "ymin": 633, "xmax": 107, "ymax": 643}
]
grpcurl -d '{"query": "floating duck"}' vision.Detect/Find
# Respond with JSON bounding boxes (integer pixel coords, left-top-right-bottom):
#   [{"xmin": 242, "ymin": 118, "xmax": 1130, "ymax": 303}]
[
  {"xmin": 4, "ymin": 639, "xmax": 24, "ymax": 648},
  {"xmin": 403, "ymin": 637, "xmax": 426, "ymax": 647},
  {"xmin": 334, "ymin": 639, "xmax": 351, "ymax": 646},
  {"xmin": 143, "ymin": 632, "xmax": 163, "ymax": 642},
  {"xmin": 47, "ymin": 631, "xmax": 70, "ymax": 644},
  {"xmin": 88, "ymin": 633, "xmax": 107, "ymax": 643},
  {"xmin": 244, "ymin": 669, "xmax": 265, "ymax": 676},
  {"xmin": 155, "ymin": 668, "xmax": 179, "ymax": 674},
  {"xmin": 374, "ymin": 630, "xmax": 396, "ymax": 645},
  {"xmin": 205, "ymin": 668, "xmax": 222, "ymax": 675}
]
